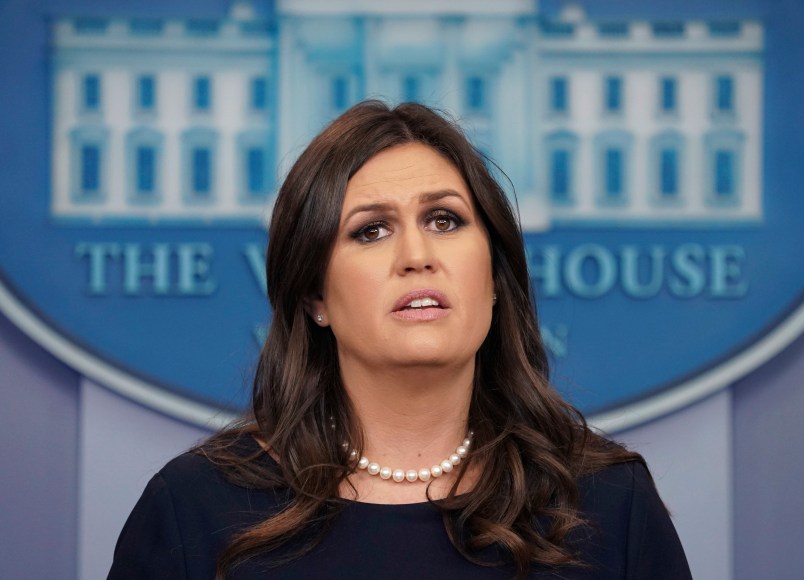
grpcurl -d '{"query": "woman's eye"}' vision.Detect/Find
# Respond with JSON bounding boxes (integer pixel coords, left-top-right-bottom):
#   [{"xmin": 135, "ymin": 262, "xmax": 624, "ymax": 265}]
[
  {"xmin": 426, "ymin": 211, "xmax": 463, "ymax": 232},
  {"xmin": 353, "ymin": 222, "xmax": 390, "ymax": 243}
]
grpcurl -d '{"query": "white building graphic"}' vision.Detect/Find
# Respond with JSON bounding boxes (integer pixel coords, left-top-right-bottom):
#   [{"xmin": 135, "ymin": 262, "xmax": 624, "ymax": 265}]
[{"xmin": 50, "ymin": 0, "xmax": 764, "ymax": 229}]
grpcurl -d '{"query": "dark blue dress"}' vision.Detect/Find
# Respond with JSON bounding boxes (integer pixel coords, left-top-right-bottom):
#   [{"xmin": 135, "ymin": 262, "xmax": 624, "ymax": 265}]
[{"xmin": 108, "ymin": 437, "xmax": 691, "ymax": 579}]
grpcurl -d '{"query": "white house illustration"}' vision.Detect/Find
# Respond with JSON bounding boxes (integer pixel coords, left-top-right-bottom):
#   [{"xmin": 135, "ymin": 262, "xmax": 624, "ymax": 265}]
[{"xmin": 50, "ymin": 0, "xmax": 764, "ymax": 229}]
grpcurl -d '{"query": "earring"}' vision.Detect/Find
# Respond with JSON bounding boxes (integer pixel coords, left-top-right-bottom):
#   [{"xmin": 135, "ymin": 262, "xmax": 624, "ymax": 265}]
[
  {"xmin": 316, "ymin": 314, "xmax": 324, "ymax": 323},
  {"xmin": 492, "ymin": 293, "xmax": 497, "ymax": 305}
]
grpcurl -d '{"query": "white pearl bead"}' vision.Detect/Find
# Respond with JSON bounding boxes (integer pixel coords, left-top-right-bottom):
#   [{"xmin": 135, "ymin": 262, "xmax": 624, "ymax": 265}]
[
  {"xmin": 450, "ymin": 453, "xmax": 461, "ymax": 466},
  {"xmin": 463, "ymin": 438, "xmax": 471, "ymax": 448},
  {"xmin": 440, "ymin": 459, "xmax": 453, "ymax": 473},
  {"xmin": 406, "ymin": 470, "xmax": 418, "ymax": 482},
  {"xmin": 380, "ymin": 466, "xmax": 392, "ymax": 479},
  {"xmin": 418, "ymin": 468, "xmax": 431, "ymax": 482},
  {"xmin": 367, "ymin": 463, "xmax": 380, "ymax": 475},
  {"xmin": 392, "ymin": 469, "xmax": 405, "ymax": 482},
  {"xmin": 431, "ymin": 465, "xmax": 443, "ymax": 478},
  {"xmin": 456, "ymin": 446, "xmax": 468, "ymax": 458},
  {"xmin": 358, "ymin": 457, "xmax": 369, "ymax": 469}
]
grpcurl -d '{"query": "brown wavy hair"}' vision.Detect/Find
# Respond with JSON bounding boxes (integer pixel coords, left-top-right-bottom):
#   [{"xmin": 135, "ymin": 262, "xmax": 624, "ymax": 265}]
[{"xmin": 201, "ymin": 100, "xmax": 644, "ymax": 579}]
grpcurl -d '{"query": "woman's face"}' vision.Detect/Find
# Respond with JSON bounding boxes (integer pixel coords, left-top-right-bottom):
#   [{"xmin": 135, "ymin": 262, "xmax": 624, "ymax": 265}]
[{"xmin": 313, "ymin": 142, "xmax": 495, "ymax": 372}]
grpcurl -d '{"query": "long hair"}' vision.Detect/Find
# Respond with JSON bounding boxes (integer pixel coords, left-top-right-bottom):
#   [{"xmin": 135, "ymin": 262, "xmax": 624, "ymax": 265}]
[{"xmin": 201, "ymin": 100, "xmax": 643, "ymax": 578}]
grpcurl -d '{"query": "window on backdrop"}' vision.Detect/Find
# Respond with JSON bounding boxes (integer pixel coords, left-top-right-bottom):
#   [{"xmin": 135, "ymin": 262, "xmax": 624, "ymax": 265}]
[
  {"xmin": 550, "ymin": 77, "xmax": 569, "ymax": 114},
  {"xmin": 193, "ymin": 76, "xmax": 212, "ymax": 111},
  {"xmin": 604, "ymin": 76, "xmax": 623, "ymax": 114},
  {"xmin": 82, "ymin": 73, "xmax": 101, "ymax": 112}
]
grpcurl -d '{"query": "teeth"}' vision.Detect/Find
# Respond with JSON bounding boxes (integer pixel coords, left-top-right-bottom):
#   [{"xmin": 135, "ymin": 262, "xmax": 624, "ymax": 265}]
[{"xmin": 406, "ymin": 297, "xmax": 440, "ymax": 309}]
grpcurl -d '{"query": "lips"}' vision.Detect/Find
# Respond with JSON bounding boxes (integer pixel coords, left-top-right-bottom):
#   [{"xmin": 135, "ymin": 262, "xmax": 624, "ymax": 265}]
[{"xmin": 391, "ymin": 288, "xmax": 450, "ymax": 313}]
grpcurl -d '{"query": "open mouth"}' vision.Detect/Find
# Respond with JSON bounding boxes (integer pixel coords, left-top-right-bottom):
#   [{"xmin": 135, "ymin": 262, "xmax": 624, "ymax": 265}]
[
  {"xmin": 391, "ymin": 290, "xmax": 451, "ymax": 320},
  {"xmin": 399, "ymin": 297, "xmax": 443, "ymax": 310}
]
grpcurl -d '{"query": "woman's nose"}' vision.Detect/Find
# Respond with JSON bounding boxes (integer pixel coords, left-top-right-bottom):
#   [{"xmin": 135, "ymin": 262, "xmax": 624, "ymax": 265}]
[{"xmin": 394, "ymin": 228, "xmax": 437, "ymax": 275}]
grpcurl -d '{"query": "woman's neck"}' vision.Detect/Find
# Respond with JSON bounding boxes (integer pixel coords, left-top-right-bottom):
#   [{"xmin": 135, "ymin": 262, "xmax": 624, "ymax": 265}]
[{"xmin": 338, "ymin": 357, "xmax": 477, "ymax": 504}]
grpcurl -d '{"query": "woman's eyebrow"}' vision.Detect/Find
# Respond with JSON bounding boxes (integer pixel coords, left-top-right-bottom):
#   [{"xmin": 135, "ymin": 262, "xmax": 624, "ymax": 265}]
[
  {"xmin": 418, "ymin": 189, "xmax": 469, "ymax": 207},
  {"xmin": 343, "ymin": 189, "xmax": 469, "ymax": 223},
  {"xmin": 343, "ymin": 201, "xmax": 394, "ymax": 223}
]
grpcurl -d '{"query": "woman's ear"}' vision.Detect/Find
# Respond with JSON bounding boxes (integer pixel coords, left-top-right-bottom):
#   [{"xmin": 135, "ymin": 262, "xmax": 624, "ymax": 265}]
[{"xmin": 303, "ymin": 293, "xmax": 328, "ymax": 326}]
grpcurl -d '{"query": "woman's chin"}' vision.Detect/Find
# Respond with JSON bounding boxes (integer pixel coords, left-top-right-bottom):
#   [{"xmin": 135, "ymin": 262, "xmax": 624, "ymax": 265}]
[{"xmin": 381, "ymin": 347, "xmax": 471, "ymax": 370}]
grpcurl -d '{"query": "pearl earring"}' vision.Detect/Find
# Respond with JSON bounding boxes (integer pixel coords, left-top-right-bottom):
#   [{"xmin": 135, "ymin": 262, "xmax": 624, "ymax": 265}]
[
  {"xmin": 316, "ymin": 314, "xmax": 324, "ymax": 323},
  {"xmin": 492, "ymin": 293, "xmax": 497, "ymax": 305}
]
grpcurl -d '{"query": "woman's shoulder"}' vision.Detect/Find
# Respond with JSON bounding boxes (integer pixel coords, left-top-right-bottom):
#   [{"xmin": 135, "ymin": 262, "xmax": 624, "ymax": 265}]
[
  {"xmin": 579, "ymin": 459, "xmax": 651, "ymax": 490},
  {"xmin": 574, "ymin": 460, "xmax": 692, "ymax": 579},
  {"xmin": 576, "ymin": 460, "xmax": 660, "ymax": 517},
  {"xmin": 156, "ymin": 432, "xmax": 280, "ymax": 498},
  {"xmin": 156, "ymin": 446, "xmax": 220, "ymax": 486},
  {"xmin": 571, "ymin": 435, "xmax": 658, "ymax": 511},
  {"xmin": 110, "ymin": 434, "xmax": 284, "ymax": 577}
]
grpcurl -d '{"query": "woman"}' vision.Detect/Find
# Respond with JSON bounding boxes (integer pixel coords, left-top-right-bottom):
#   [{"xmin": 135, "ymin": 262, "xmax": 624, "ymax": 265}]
[{"xmin": 109, "ymin": 101, "xmax": 691, "ymax": 579}]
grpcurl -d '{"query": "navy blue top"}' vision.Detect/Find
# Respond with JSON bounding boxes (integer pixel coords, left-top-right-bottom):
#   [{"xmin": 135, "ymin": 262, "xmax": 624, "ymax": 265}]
[{"xmin": 108, "ymin": 437, "xmax": 691, "ymax": 579}]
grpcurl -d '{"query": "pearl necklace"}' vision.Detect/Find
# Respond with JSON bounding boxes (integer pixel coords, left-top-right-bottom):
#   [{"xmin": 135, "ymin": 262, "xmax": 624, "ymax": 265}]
[{"xmin": 349, "ymin": 432, "xmax": 473, "ymax": 483}]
